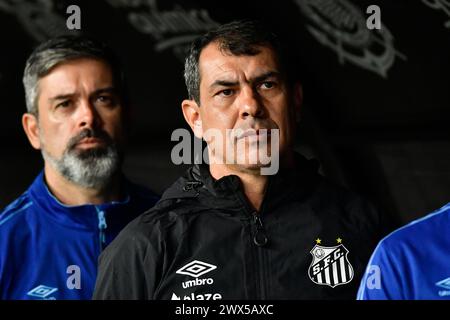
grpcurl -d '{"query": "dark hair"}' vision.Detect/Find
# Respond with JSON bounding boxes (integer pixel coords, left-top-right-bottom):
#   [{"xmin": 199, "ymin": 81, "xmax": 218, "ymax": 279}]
[
  {"xmin": 184, "ymin": 20, "xmax": 290, "ymax": 104},
  {"xmin": 23, "ymin": 35, "xmax": 128, "ymax": 115}
]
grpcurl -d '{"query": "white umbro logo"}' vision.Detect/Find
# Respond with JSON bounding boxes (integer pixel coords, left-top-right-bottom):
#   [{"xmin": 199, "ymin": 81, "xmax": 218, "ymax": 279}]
[
  {"xmin": 176, "ymin": 260, "xmax": 217, "ymax": 278},
  {"xmin": 436, "ymin": 277, "xmax": 450, "ymax": 297},
  {"xmin": 436, "ymin": 277, "xmax": 450, "ymax": 290},
  {"xmin": 27, "ymin": 285, "xmax": 58, "ymax": 299}
]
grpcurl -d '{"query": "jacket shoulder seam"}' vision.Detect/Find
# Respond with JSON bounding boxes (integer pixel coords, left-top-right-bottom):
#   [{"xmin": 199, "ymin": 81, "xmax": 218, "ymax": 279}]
[{"xmin": 0, "ymin": 199, "xmax": 33, "ymax": 227}]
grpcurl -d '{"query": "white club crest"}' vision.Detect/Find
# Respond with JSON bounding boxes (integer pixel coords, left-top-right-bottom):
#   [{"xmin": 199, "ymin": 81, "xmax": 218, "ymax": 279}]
[{"xmin": 308, "ymin": 244, "xmax": 354, "ymax": 288}]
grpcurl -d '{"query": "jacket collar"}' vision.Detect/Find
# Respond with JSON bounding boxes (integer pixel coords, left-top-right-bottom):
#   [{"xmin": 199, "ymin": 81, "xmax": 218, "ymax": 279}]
[
  {"xmin": 160, "ymin": 153, "xmax": 320, "ymax": 213},
  {"xmin": 28, "ymin": 171, "xmax": 131, "ymax": 230}
]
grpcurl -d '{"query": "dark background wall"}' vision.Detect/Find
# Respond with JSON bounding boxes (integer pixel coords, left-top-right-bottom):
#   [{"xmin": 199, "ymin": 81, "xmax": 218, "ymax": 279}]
[{"xmin": 0, "ymin": 0, "xmax": 449, "ymax": 228}]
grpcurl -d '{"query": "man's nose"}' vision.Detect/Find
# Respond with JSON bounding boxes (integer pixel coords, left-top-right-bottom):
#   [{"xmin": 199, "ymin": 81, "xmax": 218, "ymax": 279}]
[
  {"xmin": 238, "ymin": 87, "xmax": 265, "ymax": 119},
  {"xmin": 77, "ymin": 100, "xmax": 100, "ymax": 129}
]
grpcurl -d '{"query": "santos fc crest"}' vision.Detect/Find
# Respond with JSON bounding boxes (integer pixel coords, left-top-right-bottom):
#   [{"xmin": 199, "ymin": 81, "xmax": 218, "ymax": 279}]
[{"xmin": 308, "ymin": 240, "xmax": 354, "ymax": 288}]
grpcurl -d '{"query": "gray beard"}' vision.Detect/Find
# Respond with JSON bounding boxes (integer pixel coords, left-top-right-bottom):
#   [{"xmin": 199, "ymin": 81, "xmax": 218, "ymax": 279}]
[{"xmin": 42, "ymin": 145, "xmax": 120, "ymax": 189}]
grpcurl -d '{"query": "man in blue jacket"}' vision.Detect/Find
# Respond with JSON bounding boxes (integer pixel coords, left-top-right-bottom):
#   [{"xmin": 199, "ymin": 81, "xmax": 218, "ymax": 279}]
[
  {"xmin": 357, "ymin": 202, "xmax": 450, "ymax": 300},
  {"xmin": 0, "ymin": 36, "xmax": 158, "ymax": 300}
]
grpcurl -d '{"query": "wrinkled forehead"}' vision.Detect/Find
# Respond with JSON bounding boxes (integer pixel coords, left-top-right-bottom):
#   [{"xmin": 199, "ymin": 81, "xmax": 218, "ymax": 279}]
[
  {"xmin": 198, "ymin": 42, "xmax": 282, "ymax": 85},
  {"xmin": 38, "ymin": 58, "xmax": 114, "ymax": 92}
]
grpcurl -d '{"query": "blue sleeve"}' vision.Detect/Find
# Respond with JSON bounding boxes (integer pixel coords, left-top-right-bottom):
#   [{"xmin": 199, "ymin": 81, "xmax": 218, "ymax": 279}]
[
  {"xmin": 357, "ymin": 240, "xmax": 406, "ymax": 300},
  {"xmin": 0, "ymin": 220, "xmax": 9, "ymax": 300}
]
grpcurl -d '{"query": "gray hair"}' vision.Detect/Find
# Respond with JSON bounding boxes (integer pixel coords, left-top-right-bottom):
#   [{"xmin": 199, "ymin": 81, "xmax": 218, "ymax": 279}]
[
  {"xmin": 23, "ymin": 35, "xmax": 127, "ymax": 115},
  {"xmin": 184, "ymin": 20, "xmax": 289, "ymax": 105}
]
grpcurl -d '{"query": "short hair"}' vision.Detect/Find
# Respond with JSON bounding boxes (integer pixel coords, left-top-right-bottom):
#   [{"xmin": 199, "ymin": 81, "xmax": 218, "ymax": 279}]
[
  {"xmin": 23, "ymin": 35, "xmax": 127, "ymax": 115},
  {"xmin": 184, "ymin": 20, "xmax": 290, "ymax": 104}
]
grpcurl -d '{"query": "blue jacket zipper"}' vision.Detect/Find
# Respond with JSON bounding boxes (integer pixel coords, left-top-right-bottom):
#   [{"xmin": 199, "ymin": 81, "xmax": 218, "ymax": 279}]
[{"xmin": 96, "ymin": 207, "xmax": 107, "ymax": 251}]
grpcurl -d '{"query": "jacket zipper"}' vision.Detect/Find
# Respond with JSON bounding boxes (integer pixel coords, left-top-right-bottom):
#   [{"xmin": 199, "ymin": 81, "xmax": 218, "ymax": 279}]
[
  {"xmin": 252, "ymin": 212, "xmax": 268, "ymax": 246},
  {"xmin": 251, "ymin": 211, "xmax": 269, "ymax": 299},
  {"xmin": 231, "ymin": 178, "xmax": 270, "ymax": 299},
  {"xmin": 96, "ymin": 207, "xmax": 107, "ymax": 251}
]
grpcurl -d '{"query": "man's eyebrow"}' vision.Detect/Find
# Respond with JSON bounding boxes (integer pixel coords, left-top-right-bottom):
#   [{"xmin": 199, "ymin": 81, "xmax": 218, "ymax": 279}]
[
  {"xmin": 252, "ymin": 71, "xmax": 281, "ymax": 84},
  {"xmin": 48, "ymin": 87, "xmax": 118, "ymax": 103},
  {"xmin": 91, "ymin": 87, "xmax": 117, "ymax": 96},
  {"xmin": 209, "ymin": 71, "xmax": 281, "ymax": 90},
  {"xmin": 210, "ymin": 79, "xmax": 239, "ymax": 89},
  {"xmin": 48, "ymin": 93, "xmax": 75, "ymax": 102}
]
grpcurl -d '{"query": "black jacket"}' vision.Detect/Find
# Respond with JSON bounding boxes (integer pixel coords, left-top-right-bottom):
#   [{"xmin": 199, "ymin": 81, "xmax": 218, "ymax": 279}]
[{"xmin": 94, "ymin": 156, "xmax": 384, "ymax": 300}]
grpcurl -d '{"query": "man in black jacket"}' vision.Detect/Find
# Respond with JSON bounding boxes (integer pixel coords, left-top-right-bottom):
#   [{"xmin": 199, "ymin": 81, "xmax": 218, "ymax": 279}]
[{"xmin": 93, "ymin": 20, "xmax": 384, "ymax": 300}]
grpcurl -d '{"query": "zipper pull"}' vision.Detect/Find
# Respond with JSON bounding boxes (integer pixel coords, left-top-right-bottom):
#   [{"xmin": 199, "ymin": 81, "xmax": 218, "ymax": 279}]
[
  {"xmin": 253, "ymin": 213, "xmax": 268, "ymax": 247},
  {"xmin": 97, "ymin": 209, "xmax": 107, "ymax": 247},
  {"xmin": 98, "ymin": 210, "xmax": 107, "ymax": 230}
]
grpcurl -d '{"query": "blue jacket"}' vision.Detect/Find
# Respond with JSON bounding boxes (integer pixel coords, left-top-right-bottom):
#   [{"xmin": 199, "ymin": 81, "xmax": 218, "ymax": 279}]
[
  {"xmin": 0, "ymin": 171, "xmax": 158, "ymax": 300},
  {"xmin": 357, "ymin": 202, "xmax": 450, "ymax": 300}
]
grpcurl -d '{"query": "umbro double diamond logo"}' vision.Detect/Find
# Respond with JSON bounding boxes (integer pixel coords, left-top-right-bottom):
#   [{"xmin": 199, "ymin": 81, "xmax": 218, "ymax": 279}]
[
  {"xmin": 27, "ymin": 285, "xmax": 58, "ymax": 299},
  {"xmin": 176, "ymin": 260, "xmax": 217, "ymax": 278}
]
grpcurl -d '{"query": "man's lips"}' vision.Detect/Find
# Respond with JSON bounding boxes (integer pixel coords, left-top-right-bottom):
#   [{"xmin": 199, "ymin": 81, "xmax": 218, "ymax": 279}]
[
  {"xmin": 235, "ymin": 129, "xmax": 272, "ymax": 140},
  {"xmin": 75, "ymin": 138, "xmax": 105, "ymax": 147}
]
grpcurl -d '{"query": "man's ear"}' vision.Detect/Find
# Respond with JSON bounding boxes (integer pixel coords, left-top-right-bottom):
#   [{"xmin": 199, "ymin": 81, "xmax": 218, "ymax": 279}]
[
  {"xmin": 181, "ymin": 99, "xmax": 203, "ymax": 139},
  {"xmin": 22, "ymin": 113, "xmax": 41, "ymax": 150},
  {"xmin": 293, "ymin": 82, "xmax": 303, "ymax": 122}
]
